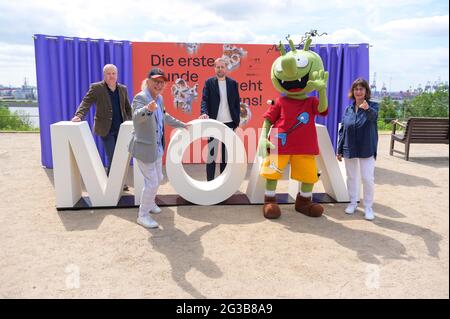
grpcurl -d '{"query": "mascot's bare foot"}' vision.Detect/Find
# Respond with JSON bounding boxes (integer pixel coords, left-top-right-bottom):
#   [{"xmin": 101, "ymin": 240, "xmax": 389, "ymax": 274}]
[
  {"xmin": 295, "ymin": 194, "xmax": 323, "ymax": 217},
  {"xmin": 263, "ymin": 196, "xmax": 281, "ymax": 219}
]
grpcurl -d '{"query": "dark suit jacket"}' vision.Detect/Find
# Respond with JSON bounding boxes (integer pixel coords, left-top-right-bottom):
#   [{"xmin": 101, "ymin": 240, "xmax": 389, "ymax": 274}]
[
  {"xmin": 75, "ymin": 81, "xmax": 132, "ymax": 137},
  {"xmin": 200, "ymin": 76, "xmax": 241, "ymax": 128}
]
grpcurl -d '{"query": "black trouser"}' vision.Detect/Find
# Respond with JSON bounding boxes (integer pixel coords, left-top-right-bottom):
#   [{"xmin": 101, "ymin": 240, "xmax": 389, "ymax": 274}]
[{"xmin": 206, "ymin": 122, "xmax": 236, "ymax": 181}]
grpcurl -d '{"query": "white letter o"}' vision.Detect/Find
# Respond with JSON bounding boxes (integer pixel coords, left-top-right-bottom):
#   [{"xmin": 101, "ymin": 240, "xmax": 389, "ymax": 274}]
[{"xmin": 166, "ymin": 119, "xmax": 247, "ymax": 205}]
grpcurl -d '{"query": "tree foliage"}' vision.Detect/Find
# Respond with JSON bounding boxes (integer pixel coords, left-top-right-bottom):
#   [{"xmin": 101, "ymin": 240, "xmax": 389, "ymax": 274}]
[
  {"xmin": 406, "ymin": 85, "xmax": 449, "ymax": 118},
  {"xmin": 0, "ymin": 102, "xmax": 37, "ymax": 131},
  {"xmin": 377, "ymin": 85, "xmax": 449, "ymax": 130}
]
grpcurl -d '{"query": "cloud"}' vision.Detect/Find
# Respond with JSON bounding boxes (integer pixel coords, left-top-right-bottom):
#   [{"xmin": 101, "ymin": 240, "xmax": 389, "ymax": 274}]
[
  {"xmin": 0, "ymin": 42, "xmax": 36, "ymax": 86},
  {"xmin": 200, "ymin": 0, "xmax": 307, "ymax": 21},
  {"xmin": 0, "ymin": 0, "xmax": 448, "ymax": 89},
  {"xmin": 373, "ymin": 46, "xmax": 449, "ymax": 72},
  {"xmin": 135, "ymin": 29, "xmax": 279, "ymax": 45},
  {"xmin": 187, "ymin": 29, "xmax": 259, "ymax": 43},
  {"xmin": 370, "ymin": 46, "xmax": 449, "ymax": 90},
  {"xmin": 373, "ymin": 15, "xmax": 449, "ymax": 37},
  {"xmin": 0, "ymin": 0, "xmax": 226, "ymax": 42},
  {"xmin": 313, "ymin": 28, "xmax": 371, "ymax": 44},
  {"xmin": 138, "ymin": 31, "xmax": 180, "ymax": 43},
  {"xmin": 332, "ymin": 0, "xmax": 431, "ymax": 9}
]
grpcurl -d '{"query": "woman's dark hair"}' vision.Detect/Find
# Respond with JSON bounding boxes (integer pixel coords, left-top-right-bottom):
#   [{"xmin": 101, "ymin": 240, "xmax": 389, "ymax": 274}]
[{"xmin": 348, "ymin": 78, "xmax": 371, "ymax": 100}]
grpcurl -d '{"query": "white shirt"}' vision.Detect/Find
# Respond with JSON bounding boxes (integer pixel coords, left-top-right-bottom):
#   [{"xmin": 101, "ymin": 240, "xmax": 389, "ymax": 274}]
[{"xmin": 216, "ymin": 79, "xmax": 233, "ymax": 123}]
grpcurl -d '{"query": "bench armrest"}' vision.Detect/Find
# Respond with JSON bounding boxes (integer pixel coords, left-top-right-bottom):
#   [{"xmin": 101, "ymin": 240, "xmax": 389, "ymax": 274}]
[
  {"xmin": 391, "ymin": 119, "xmax": 406, "ymax": 135},
  {"xmin": 392, "ymin": 119, "xmax": 406, "ymax": 128}
]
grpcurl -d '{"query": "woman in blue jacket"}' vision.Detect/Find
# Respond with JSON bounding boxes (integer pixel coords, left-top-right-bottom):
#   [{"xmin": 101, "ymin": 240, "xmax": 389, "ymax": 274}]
[{"xmin": 337, "ymin": 78, "xmax": 379, "ymax": 220}]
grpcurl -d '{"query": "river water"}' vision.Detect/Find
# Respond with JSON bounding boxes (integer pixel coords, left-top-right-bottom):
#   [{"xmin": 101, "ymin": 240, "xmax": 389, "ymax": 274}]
[{"xmin": 7, "ymin": 106, "xmax": 40, "ymax": 128}]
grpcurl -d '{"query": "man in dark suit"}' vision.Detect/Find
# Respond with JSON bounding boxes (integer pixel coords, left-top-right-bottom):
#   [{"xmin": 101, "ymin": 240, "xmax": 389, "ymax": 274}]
[
  {"xmin": 199, "ymin": 57, "xmax": 241, "ymax": 181},
  {"xmin": 71, "ymin": 64, "xmax": 132, "ymax": 182}
]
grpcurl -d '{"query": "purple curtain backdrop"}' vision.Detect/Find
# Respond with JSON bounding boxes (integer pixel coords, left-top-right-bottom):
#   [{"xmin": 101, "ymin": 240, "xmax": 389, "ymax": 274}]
[
  {"xmin": 304, "ymin": 43, "xmax": 370, "ymax": 148},
  {"xmin": 34, "ymin": 34, "xmax": 133, "ymax": 168},
  {"xmin": 34, "ymin": 36, "xmax": 368, "ymax": 168}
]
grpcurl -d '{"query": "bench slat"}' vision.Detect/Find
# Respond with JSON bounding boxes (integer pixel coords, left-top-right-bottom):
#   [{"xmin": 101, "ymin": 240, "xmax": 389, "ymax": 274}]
[
  {"xmin": 411, "ymin": 126, "xmax": 448, "ymax": 130},
  {"xmin": 410, "ymin": 133, "xmax": 448, "ymax": 137},
  {"xmin": 410, "ymin": 129, "xmax": 448, "ymax": 133},
  {"xmin": 409, "ymin": 125, "xmax": 448, "ymax": 128},
  {"xmin": 409, "ymin": 140, "xmax": 449, "ymax": 144}
]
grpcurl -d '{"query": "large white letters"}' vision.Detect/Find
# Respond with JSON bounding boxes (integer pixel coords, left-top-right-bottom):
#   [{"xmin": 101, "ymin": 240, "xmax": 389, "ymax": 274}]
[
  {"xmin": 50, "ymin": 121, "xmax": 132, "ymax": 207},
  {"xmin": 166, "ymin": 119, "xmax": 247, "ymax": 205},
  {"xmin": 50, "ymin": 120, "xmax": 348, "ymax": 208}
]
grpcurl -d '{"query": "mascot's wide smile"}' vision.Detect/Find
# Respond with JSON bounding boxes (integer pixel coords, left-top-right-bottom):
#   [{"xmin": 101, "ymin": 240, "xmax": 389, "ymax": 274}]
[{"xmin": 275, "ymin": 72, "xmax": 310, "ymax": 92}]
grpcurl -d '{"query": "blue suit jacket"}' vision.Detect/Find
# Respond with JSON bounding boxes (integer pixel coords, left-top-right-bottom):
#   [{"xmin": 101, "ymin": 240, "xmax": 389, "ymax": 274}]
[{"xmin": 200, "ymin": 76, "xmax": 241, "ymax": 128}]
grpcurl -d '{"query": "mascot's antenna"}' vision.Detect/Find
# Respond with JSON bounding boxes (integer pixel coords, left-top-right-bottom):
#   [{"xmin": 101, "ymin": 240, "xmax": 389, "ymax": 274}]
[
  {"xmin": 299, "ymin": 30, "xmax": 327, "ymax": 47},
  {"xmin": 266, "ymin": 44, "xmax": 279, "ymax": 54}
]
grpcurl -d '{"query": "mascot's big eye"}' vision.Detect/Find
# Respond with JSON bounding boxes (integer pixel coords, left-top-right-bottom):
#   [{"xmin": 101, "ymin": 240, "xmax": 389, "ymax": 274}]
[
  {"xmin": 295, "ymin": 54, "xmax": 308, "ymax": 68},
  {"xmin": 275, "ymin": 60, "xmax": 283, "ymax": 73}
]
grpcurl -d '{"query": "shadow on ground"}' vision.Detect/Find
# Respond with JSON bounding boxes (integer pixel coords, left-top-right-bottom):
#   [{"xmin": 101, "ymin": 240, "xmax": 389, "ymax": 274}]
[
  {"xmin": 147, "ymin": 208, "xmax": 223, "ymax": 298},
  {"xmin": 326, "ymin": 203, "xmax": 442, "ymax": 258},
  {"xmin": 375, "ymin": 167, "xmax": 438, "ymax": 187}
]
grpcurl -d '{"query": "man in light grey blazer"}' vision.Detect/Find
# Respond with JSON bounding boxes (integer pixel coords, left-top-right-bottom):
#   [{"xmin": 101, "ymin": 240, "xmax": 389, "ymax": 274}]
[{"xmin": 129, "ymin": 68, "xmax": 187, "ymax": 228}]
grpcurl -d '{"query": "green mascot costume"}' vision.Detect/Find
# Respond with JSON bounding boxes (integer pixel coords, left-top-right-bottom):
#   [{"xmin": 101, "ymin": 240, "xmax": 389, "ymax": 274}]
[{"xmin": 258, "ymin": 35, "xmax": 329, "ymax": 219}]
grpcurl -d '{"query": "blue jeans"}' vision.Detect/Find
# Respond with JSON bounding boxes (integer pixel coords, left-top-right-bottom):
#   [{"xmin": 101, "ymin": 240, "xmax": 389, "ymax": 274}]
[{"xmin": 100, "ymin": 131, "xmax": 118, "ymax": 175}]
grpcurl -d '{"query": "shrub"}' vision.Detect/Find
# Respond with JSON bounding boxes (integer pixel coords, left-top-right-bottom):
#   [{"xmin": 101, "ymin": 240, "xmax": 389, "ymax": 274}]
[{"xmin": 0, "ymin": 105, "xmax": 37, "ymax": 131}]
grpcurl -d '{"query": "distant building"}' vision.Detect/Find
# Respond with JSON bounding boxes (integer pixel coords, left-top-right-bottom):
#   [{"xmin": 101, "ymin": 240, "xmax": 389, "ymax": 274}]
[
  {"xmin": 371, "ymin": 79, "xmax": 448, "ymax": 103},
  {"xmin": 0, "ymin": 85, "xmax": 15, "ymax": 98},
  {"xmin": 0, "ymin": 78, "xmax": 37, "ymax": 100}
]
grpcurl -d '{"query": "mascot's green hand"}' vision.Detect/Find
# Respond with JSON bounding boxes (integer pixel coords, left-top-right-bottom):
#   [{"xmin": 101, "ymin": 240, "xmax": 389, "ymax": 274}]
[
  {"xmin": 258, "ymin": 137, "xmax": 275, "ymax": 158},
  {"xmin": 306, "ymin": 70, "xmax": 329, "ymax": 91}
]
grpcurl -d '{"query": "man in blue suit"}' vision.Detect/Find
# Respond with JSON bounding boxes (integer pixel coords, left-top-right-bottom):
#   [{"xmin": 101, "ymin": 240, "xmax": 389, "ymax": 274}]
[{"xmin": 199, "ymin": 58, "xmax": 241, "ymax": 181}]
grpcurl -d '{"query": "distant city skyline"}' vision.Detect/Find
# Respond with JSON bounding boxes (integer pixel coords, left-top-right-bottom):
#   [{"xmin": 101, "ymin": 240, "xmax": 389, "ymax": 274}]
[
  {"xmin": 2, "ymin": 75, "xmax": 447, "ymax": 103},
  {"xmin": 0, "ymin": 0, "xmax": 448, "ymax": 91},
  {"xmin": 0, "ymin": 77, "xmax": 37, "ymax": 100}
]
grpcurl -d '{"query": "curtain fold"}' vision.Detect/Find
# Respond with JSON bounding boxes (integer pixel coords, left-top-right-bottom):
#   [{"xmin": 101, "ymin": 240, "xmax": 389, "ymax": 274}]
[
  {"xmin": 308, "ymin": 43, "xmax": 370, "ymax": 149},
  {"xmin": 34, "ymin": 34, "xmax": 133, "ymax": 168},
  {"xmin": 34, "ymin": 35, "xmax": 368, "ymax": 168}
]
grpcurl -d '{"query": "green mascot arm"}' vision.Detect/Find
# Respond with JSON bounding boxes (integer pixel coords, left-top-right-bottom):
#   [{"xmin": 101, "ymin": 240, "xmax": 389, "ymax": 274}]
[
  {"xmin": 306, "ymin": 70, "xmax": 329, "ymax": 113},
  {"xmin": 318, "ymin": 87, "xmax": 328, "ymax": 113},
  {"xmin": 257, "ymin": 119, "xmax": 275, "ymax": 158}
]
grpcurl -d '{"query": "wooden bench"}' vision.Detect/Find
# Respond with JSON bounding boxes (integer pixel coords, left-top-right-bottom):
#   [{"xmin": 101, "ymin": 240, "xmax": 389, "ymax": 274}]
[{"xmin": 390, "ymin": 117, "xmax": 449, "ymax": 161}]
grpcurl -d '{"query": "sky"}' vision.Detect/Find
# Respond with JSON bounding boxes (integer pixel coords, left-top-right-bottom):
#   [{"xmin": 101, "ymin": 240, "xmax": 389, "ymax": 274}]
[{"xmin": 0, "ymin": 0, "xmax": 448, "ymax": 92}]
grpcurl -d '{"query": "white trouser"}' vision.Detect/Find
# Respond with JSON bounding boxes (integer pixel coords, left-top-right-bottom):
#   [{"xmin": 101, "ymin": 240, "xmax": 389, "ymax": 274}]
[
  {"xmin": 344, "ymin": 156, "xmax": 375, "ymax": 208},
  {"xmin": 136, "ymin": 157, "xmax": 163, "ymax": 217}
]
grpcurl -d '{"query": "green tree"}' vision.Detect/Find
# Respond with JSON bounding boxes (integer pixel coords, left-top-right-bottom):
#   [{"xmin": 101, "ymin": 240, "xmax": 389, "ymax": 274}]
[
  {"xmin": 378, "ymin": 96, "xmax": 399, "ymax": 130},
  {"xmin": 398, "ymin": 99, "xmax": 411, "ymax": 120},
  {"xmin": 0, "ymin": 102, "xmax": 36, "ymax": 131},
  {"xmin": 406, "ymin": 85, "xmax": 449, "ymax": 118},
  {"xmin": 379, "ymin": 97, "xmax": 399, "ymax": 123}
]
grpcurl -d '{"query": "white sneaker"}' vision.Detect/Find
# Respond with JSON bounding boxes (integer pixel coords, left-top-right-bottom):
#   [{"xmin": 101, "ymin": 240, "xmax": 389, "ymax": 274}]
[
  {"xmin": 137, "ymin": 215, "xmax": 159, "ymax": 228},
  {"xmin": 150, "ymin": 205, "xmax": 162, "ymax": 214},
  {"xmin": 364, "ymin": 207, "xmax": 375, "ymax": 221},
  {"xmin": 345, "ymin": 203, "xmax": 358, "ymax": 215}
]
